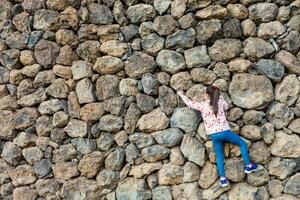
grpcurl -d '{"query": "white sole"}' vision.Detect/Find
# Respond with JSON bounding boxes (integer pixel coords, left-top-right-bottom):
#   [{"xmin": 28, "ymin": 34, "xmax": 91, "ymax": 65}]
[{"xmin": 244, "ymin": 168, "xmax": 258, "ymax": 174}]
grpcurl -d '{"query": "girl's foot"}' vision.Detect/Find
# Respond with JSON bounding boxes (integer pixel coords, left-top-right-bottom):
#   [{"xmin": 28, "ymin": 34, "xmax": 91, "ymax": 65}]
[
  {"xmin": 244, "ymin": 162, "xmax": 258, "ymax": 174},
  {"xmin": 219, "ymin": 177, "xmax": 229, "ymax": 187}
]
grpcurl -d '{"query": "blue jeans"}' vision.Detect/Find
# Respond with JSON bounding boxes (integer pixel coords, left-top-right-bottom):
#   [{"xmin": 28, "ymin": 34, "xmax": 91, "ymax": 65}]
[{"xmin": 209, "ymin": 129, "xmax": 251, "ymax": 177}]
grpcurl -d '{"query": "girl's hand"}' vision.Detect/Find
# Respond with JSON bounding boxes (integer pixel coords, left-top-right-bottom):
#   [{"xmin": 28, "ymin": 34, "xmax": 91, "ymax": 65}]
[{"xmin": 177, "ymin": 90, "xmax": 184, "ymax": 95}]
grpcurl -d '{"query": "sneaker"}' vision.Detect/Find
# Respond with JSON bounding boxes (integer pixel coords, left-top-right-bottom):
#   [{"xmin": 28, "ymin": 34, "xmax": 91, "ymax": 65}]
[
  {"xmin": 244, "ymin": 163, "xmax": 258, "ymax": 174},
  {"xmin": 219, "ymin": 177, "xmax": 229, "ymax": 187}
]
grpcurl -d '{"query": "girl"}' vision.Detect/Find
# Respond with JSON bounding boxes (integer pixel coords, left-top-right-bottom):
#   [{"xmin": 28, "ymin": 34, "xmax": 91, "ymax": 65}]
[{"xmin": 177, "ymin": 85, "xmax": 257, "ymax": 187}]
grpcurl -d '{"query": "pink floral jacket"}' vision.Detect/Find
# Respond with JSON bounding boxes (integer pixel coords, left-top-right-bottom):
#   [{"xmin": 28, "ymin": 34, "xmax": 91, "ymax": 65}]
[{"xmin": 178, "ymin": 93, "xmax": 231, "ymax": 135}]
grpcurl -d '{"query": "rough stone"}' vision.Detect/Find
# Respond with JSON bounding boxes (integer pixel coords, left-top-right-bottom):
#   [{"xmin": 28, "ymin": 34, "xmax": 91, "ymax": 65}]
[{"xmin": 229, "ymin": 73, "xmax": 274, "ymax": 109}]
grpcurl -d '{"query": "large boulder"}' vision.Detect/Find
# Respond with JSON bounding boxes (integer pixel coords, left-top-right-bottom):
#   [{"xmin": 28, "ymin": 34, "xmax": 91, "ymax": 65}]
[
  {"xmin": 229, "ymin": 73, "xmax": 274, "ymax": 109},
  {"xmin": 270, "ymin": 131, "xmax": 300, "ymax": 158}
]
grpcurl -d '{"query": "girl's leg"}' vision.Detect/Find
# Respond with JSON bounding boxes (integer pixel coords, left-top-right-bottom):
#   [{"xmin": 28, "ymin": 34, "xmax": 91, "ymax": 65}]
[
  {"xmin": 211, "ymin": 135, "xmax": 226, "ymax": 177},
  {"xmin": 222, "ymin": 130, "xmax": 251, "ymax": 166}
]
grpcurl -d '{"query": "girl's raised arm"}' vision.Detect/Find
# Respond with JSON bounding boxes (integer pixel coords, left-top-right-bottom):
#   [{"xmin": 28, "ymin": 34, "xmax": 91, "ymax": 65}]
[{"xmin": 177, "ymin": 91, "xmax": 203, "ymax": 111}]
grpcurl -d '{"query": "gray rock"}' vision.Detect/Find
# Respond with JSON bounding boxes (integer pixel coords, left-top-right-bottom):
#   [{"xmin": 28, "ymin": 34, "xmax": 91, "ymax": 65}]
[
  {"xmin": 46, "ymin": 78, "xmax": 69, "ymax": 98},
  {"xmin": 153, "ymin": 15, "xmax": 178, "ymax": 36},
  {"xmin": 198, "ymin": 161, "xmax": 218, "ymax": 189},
  {"xmin": 97, "ymin": 132, "xmax": 114, "ymax": 151},
  {"xmin": 268, "ymin": 179, "xmax": 283, "ymax": 198},
  {"xmin": 8, "ymin": 164, "xmax": 37, "ymax": 187},
  {"xmin": 270, "ymin": 131, "xmax": 300, "ymax": 158},
  {"xmin": 64, "ymin": 119, "xmax": 87, "ymax": 138},
  {"xmin": 124, "ymin": 103, "xmax": 141, "ymax": 134},
  {"xmin": 142, "ymin": 73, "xmax": 159, "ymax": 95},
  {"xmin": 33, "ymin": 70, "xmax": 56, "ymax": 87},
  {"xmin": 125, "ymin": 143, "xmax": 140, "ymax": 164},
  {"xmin": 208, "ymin": 39, "xmax": 242, "ymax": 62},
  {"xmin": 223, "ymin": 18, "xmax": 242, "ymax": 38},
  {"xmin": 88, "ymin": 3, "xmax": 113, "ymax": 25},
  {"xmin": 99, "ymin": 114, "xmax": 124, "ymax": 132},
  {"xmin": 127, "ymin": 4, "xmax": 155, "ymax": 23},
  {"xmin": 136, "ymin": 93, "xmax": 155, "ymax": 113},
  {"xmin": 33, "ymin": 9, "xmax": 60, "ymax": 30},
  {"xmin": 103, "ymin": 96, "xmax": 126, "ymax": 116},
  {"xmin": 156, "ymin": 50, "xmax": 185, "ymax": 74},
  {"xmin": 78, "ymin": 151, "xmax": 105, "ymax": 178},
  {"xmin": 228, "ymin": 182, "xmax": 269, "ymax": 200},
  {"xmin": 128, "ymin": 132, "xmax": 155, "ymax": 149},
  {"xmin": 158, "ymin": 163, "xmax": 183, "ymax": 185},
  {"xmin": 22, "ymin": 146, "xmax": 43, "ymax": 165},
  {"xmin": 71, "ymin": 138, "xmax": 97, "ymax": 154},
  {"xmin": 12, "ymin": 186, "xmax": 38, "ymax": 200},
  {"xmin": 165, "ymin": 28, "xmax": 195, "ymax": 49},
  {"xmin": 154, "ymin": 0, "xmax": 171, "ymax": 15},
  {"xmin": 254, "ymin": 59, "xmax": 285, "ymax": 82},
  {"xmin": 17, "ymin": 88, "xmax": 46, "ymax": 107},
  {"xmin": 225, "ymin": 158, "xmax": 245, "ymax": 182},
  {"xmin": 248, "ymin": 3, "xmax": 278, "ymax": 23},
  {"xmin": 13, "ymin": 132, "xmax": 36, "ymax": 148},
  {"xmin": 94, "ymin": 56, "xmax": 124, "ymax": 75},
  {"xmin": 129, "ymin": 162, "xmax": 162, "ymax": 178},
  {"xmin": 288, "ymin": 119, "xmax": 300, "ymax": 135},
  {"xmin": 170, "ymin": 107, "xmax": 201, "ymax": 133},
  {"xmin": 195, "ymin": 5, "xmax": 228, "ymax": 20},
  {"xmin": 53, "ymin": 144, "xmax": 77, "ymax": 163},
  {"xmin": 243, "ymin": 37, "xmax": 275, "ymax": 61},
  {"xmin": 202, "ymin": 180, "xmax": 230, "ymax": 200},
  {"xmin": 281, "ymin": 31, "xmax": 300, "ymax": 54},
  {"xmin": 33, "ymin": 159, "xmax": 52, "ymax": 178},
  {"xmin": 125, "ymin": 51, "xmax": 156, "ymax": 79},
  {"xmin": 141, "ymin": 33, "xmax": 164, "ymax": 55},
  {"xmin": 283, "ymin": 173, "xmax": 300, "ymax": 195},
  {"xmin": 287, "ymin": 15, "xmax": 300, "ymax": 32},
  {"xmin": 1, "ymin": 142, "xmax": 22, "ymax": 166},
  {"xmin": 0, "ymin": 49, "xmax": 21, "ymax": 70},
  {"xmin": 152, "ymin": 185, "xmax": 172, "ymax": 200},
  {"xmin": 34, "ymin": 39, "xmax": 60, "ymax": 67},
  {"xmin": 52, "ymin": 162, "xmax": 79, "ymax": 180},
  {"xmin": 275, "ymin": 74, "xmax": 300, "ymax": 106},
  {"xmin": 119, "ymin": 78, "xmax": 139, "ymax": 96},
  {"xmin": 76, "ymin": 40, "xmax": 100, "ymax": 63},
  {"xmin": 96, "ymin": 75, "xmax": 120, "ymax": 101},
  {"xmin": 53, "ymin": 111, "xmax": 69, "ymax": 127},
  {"xmin": 75, "ymin": 78, "xmax": 95, "ymax": 104},
  {"xmin": 171, "ymin": 71, "xmax": 190, "ymax": 90},
  {"xmin": 196, "ymin": 19, "xmax": 222, "ymax": 44},
  {"xmin": 184, "ymin": 45, "xmax": 211, "ymax": 68},
  {"xmin": 152, "ymin": 128, "xmax": 183, "ymax": 147},
  {"xmin": 116, "ymin": 177, "xmax": 151, "ymax": 200},
  {"xmin": 121, "ymin": 24, "xmax": 139, "ymax": 41},
  {"xmin": 137, "ymin": 108, "xmax": 169, "ymax": 133},
  {"xmin": 13, "ymin": 107, "xmax": 39, "ymax": 130},
  {"xmin": 35, "ymin": 178, "xmax": 60, "ymax": 197},
  {"xmin": 247, "ymin": 165, "xmax": 270, "ymax": 186},
  {"xmin": 183, "ymin": 162, "xmax": 200, "ymax": 182},
  {"xmin": 229, "ymin": 73, "xmax": 274, "ymax": 109},
  {"xmin": 96, "ymin": 169, "xmax": 120, "ymax": 186},
  {"xmin": 258, "ymin": 21, "xmax": 285, "ymax": 39},
  {"xmin": 172, "ymin": 182, "xmax": 202, "ymax": 200},
  {"xmin": 180, "ymin": 134, "xmax": 205, "ymax": 167},
  {"xmin": 0, "ymin": 110, "xmax": 16, "ymax": 140},
  {"xmin": 240, "ymin": 125, "xmax": 262, "ymax": 141},
  {"xmin": 71, "ymin": 61, "xmax": 93, "ymax": 81},
  {"xmin": 249, "ymin": 141, "xmax": 271, "ymax": 164},
  {"xmin": 191, "ymin": 67, "xmax": 217, "ymax": 85},
  {"xmin": 60, "ymin": 177, "xmax": 102, "ymax": 200},
  {"xmin": 266, "ymin": 102, "xmax": 294, "ymax": 129},
  {"xmin": 105, "ymin": 147, "xmax": 125, "ymax": 171},
  {"xmin": 39, "ymin": 100, "xmax": 64, "ymax": 117},
  {"xmin": 158, "ymin": 85, "xmax": 177, "ymax": 115},
  {"xmin": 5, "ymin": 31, "xmax": 28, "ymax": 50},
  {"xmin": 141, "ymin": 145, "xmax": 170, "ymax": 162},
  {"xmin": 275, "ymin": 50, "xmax": 300, "ymax": 75}
]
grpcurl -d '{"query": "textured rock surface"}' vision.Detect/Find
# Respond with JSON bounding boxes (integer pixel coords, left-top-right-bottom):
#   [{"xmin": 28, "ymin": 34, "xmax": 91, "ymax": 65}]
[{"xmin": 0, "ymin": 0, "xmax": 299, "ymax": 199}]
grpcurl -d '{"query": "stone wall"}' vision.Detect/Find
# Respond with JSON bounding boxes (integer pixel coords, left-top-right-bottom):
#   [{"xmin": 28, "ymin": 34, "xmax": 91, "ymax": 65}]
[{"xmin": 0, "ymin": 0, "xmax": 300, "ymax": 199}]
